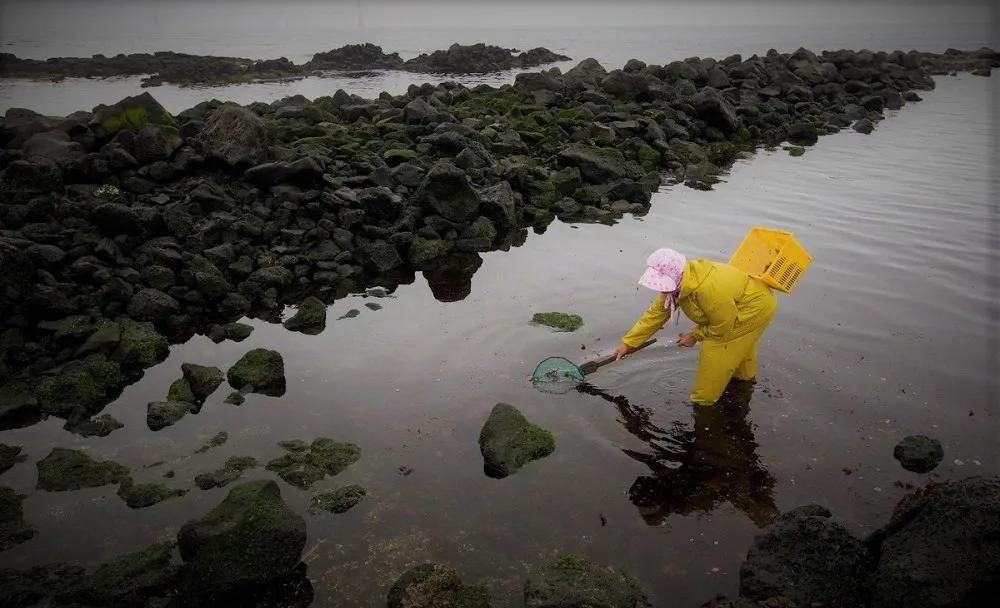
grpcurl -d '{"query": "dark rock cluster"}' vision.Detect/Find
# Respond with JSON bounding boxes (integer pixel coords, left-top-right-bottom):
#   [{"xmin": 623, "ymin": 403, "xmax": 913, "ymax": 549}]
[{"xmin": 0, "ymin": 42, "xmax": 572, "ymax": 87}]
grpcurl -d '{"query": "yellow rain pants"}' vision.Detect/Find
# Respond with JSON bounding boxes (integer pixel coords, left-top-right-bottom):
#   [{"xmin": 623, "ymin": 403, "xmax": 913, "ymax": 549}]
[{"xmin": 621, "ymin": 258, "xmax": 778, "ymax": 406}]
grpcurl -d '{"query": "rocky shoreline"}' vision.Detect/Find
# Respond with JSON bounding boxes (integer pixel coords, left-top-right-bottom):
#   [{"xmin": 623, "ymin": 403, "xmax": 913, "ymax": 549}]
[
  {"xmin": 0, "ymin": 43, "xmax": 572, "ymax": 87},
  {"xmin": 1, "ymin": 43, "xmax": 998, "ymax": 607}
]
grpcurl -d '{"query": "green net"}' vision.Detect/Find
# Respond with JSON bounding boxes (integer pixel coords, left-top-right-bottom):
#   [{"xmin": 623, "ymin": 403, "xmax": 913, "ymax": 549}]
[{"xmin": 530, "ymin": 356, "xmax": 585, "ymax": 394}]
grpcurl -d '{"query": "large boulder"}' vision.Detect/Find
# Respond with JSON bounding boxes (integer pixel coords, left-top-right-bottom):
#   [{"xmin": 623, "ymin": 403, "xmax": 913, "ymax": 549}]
[
  {"xmin": 412, "ymin": 160, "xmax": 482, "ymax": 223},
  {"xmin": 177, "ymin": 479, "xmax": 306, "ymax": 600},
  {"xmin": 133, "ymin": 124, "xmax": 183, "ymax": 164},
  {"xmin": 865, "ymin": 475, "xmax": 1000, "ymax": 608},
  {"xmin": 478, "ymin": 403, "xmax": 555, "ymax": 478},
  {"xmin": 199, "ymin": 104, "xmax": 270, "ymax": 169},
  {"xmin": 556, "ymin": 143, "xmax": 642, "ymax": 185},
  {"xmin": 90, "ymin": 92, "xmax": 174, "ymax": 139},
  {"xmin": 21, "ymin": 130, "xmax": 85, "ymax": 168},
  {"xmin": 687, "ymin": 87, "xmax": 741, "ymax": 134},
  {"xmin": 739, "ymin": 505, "xmax": 869, "ymax": 608}
]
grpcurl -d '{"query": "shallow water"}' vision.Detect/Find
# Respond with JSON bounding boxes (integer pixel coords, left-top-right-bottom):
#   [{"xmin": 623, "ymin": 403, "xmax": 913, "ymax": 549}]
[
  {"xmin": 1, "ymin": 69, "xmax": 996, "ymax": 604},
  {"xmin": 0, "ymin": 1, "xmax": 995, "ymax": 115},
  {"xmin": 2, "ymin": 2, "xmax": 1000, "ymax": 606}
]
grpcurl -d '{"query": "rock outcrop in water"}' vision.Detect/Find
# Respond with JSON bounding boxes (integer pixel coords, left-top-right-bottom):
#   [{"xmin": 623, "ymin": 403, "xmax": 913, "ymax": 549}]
[
  {"xmin": 0, "ymin": 43, "xmax": 572, "ymax": 86},
  {"xmin": 709, "ymin": 475, "xmax": 1000, "ymax": 608}
]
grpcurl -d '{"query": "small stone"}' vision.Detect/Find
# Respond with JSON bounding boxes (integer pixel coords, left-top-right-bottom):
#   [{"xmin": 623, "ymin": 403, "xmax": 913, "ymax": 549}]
[
  {"xmin": 309, "ymin": 484, "xmax": 368, "ymax": 514},
  {"xmin": 893, "ymin": 435, "xmax": 944, "ymax": 473},
  {"xmin": 195, "ymin": 432, "xmax": 229, "ymax": 454}
]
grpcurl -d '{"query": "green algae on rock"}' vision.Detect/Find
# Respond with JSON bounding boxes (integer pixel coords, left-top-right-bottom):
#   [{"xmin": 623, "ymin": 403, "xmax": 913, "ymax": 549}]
[
  {"xmin": 177, "ymin": 479, "xmax": 306, "ymax": 600},
  {"xmin": 116, "ymin": 477, "xmax": 188, "ymax": 509},
  {"xmin": 265, "ymin": 438, "xmax": 361, "ymax": 490},
  {"xmin": 112, "ymin": 320, "xmax": 170, "ymax": 376},
  {"xmin": 282, "ymin": 296, "xmax": 327, "ymax": 334},
  {"xmin": 387, "ymin": 563, "xmax": 491, "ymax": 608},
  {"xmin": 194, "ymin": 455, "xmax": 259, "ymax": 490},
  {"xmin": 531, "ymin": 312, "xmax": 584, "ymax": 332},
  {"xmin": 208, "ymin": 321, "xmax": 255, "ymax": 343},
  {"xmin": 35, "ymin": 447, "xmax": 129, "ymax": 491},
  {"xmin": 478, "ymin": 403, "xmax": 555, "ymax": 478},
  {"xmin": 180, "ymin": 363, "xmax": 225, "ymax": 402},
  {"xmin": 64, "ymin": 413, "xmax": 124, "ymax": 438},
  {"xmin": 0, "ymin": 443, "xmax": 27, "ymax": 476},
  {"xmin": 146, "ymin": 401, "xmax": 195, "ymax": 431},
  {"xmin": 195, "ymin": 431, "xmax": 230, "ymax": 454},
  {"xmin": 167, "ymin": 377, "xmax": 196, "ymax": 403},
  {"xmin": 787, "ymin": 146, "xmax": 806, "ymax": 157},
  {"xmin": 524, "ymin": 554, "xmax": 651, "ymax": 608},
  {"xmin": 35, "ymin": 357, "xmax": 125, "ymax": 417},
  {"xmin": 1, "ymin": 486, "xmax": 36, "ymax": 551},
  {"xmin": 61, "ymin": 541, "xmax": 181, "ymax": 607},
  {"xmin": 309, "ymin": 484, "xmax": 368, "ymax": 514},
  {"xmin": 227, "ymin": 349, "xmax": 286, "ymax": 396}
]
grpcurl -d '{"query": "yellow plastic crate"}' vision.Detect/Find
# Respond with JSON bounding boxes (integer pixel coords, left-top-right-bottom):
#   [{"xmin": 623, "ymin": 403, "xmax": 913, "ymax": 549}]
[{"xmin": 728, "ymin": 226, "xmax": 812, "ymax": 294}]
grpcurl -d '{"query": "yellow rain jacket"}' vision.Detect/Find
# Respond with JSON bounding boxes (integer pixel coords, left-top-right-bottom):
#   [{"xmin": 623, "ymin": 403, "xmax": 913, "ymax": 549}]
[{"xmin": 621, "ymin": 258, "xmax": 778, "ymax": 405}]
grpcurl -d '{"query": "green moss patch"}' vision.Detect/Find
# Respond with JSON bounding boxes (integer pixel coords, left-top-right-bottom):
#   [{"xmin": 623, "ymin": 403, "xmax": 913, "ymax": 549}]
[
  {"xmin": 531, "ymin": 311, "xmax": 584, "ymax": 332},
  {"xmin": 265, "ymin": 438, "xmax": 361, "ymax": 490}
]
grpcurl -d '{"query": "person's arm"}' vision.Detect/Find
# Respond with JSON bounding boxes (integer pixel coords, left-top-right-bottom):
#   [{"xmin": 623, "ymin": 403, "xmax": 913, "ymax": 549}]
[
  {"xmin": 691, "ymin": 297, "xmax": 737, "ymax": 342},
  {"xmin": 621, "ymin": 293, "xmax": 670, "ymax": 348}
]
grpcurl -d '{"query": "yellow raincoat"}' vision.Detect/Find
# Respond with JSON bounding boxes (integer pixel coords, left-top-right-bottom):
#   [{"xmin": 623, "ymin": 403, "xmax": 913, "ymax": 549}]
[{"xmin": 621, "ymin": 258, "xmax": 778, "ymax": 405}]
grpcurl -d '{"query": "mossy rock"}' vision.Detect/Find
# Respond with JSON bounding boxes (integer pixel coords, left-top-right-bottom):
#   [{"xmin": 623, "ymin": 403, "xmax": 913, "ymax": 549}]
[
  {"xmin": 524, "ymin": 554, "xmax": 651, "ymax": 608},
  {"xmin": 208, "ymin": 322, "xmax": 254, "ymax": 344},
  {"xmin": 531, "ymin": 312, "xmax": 584, "ymax": 332},
  {"xmin": 478, "ymin": 403, "xmax": 555, "ymax": 478},
  {"xmin": 282, "ymin": 296, "xmax": 327, "ymax": 334},
  {"xmin": 167, "ymin": 378, "xmax": 196, "ymax": 403},
  {"xmin": 176, "ymin": 479, "xmax": 306, "ymax": 600},
  {"xmin": 61, "ymin": 541, "xmax": 181, "ymax": 606},
  {"xmin": 636, "ymin": 144, "xmax": 661, "ymax": 172},
  {"xmin": 528, "ymin": 181, "xmax": 561, "ymax": 209},
  {"xmin": 35, "ymin": 358, "xmax": 125, "ymax": 415},
  {"xmin": 1, "ymin": 486, "xmax": 36, "ymax": 551},
  {"xmin": 113, "ymin": 321, "xmax": 169, "ymax": 374},
  {"xmin": 387, "ymin": 563, "xmax": 491, "ymax": 608},
  {"xmin": 265, "ymin": 438, "xmax": 361, "ymax": 490},
  {"xmin": 36, "ymin": 448, "xmax": 129, "ymax": 492},
  {"xmin": 92, "ymin": 92, "xmax": 176, "ymax": 138},
  {"xmin": 0, "ymin": 443, "xmax": 27, "ymax": 475},
  {"xmin": 181, "ymin": 363, "xmax": 225, "ymax": 402},
  {"xmin": 146, "ymin": 401, "xmax": 195, "ymax": 431},
  {"xmin": 309, "ymin": 484, "xmax": 368, "ymax": 514},
  {"xmin": 195, "ymin": 456, "xmax": 259, "ymax": 490},
  {"xmin": 226, "ymin": 349, "xmax": 286, "ymax": 396},
  {"xmin": 116, "ymin": 477, "xmax": 187, "ymax": 509},
  {"xmin": 786, "ymin": 145, "xmax": 806, "ymax": 157},
  {"xmin": 195, "ymin": 432, "xmax": 229, "ymax": 454},
  {"xmin": 64, "ymin": 413, "xmax": 124, "ymax": 438}
]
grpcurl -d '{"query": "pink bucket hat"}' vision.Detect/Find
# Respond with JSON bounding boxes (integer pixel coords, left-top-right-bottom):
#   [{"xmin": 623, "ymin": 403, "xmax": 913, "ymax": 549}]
[{"xmin": 637, "ymin": 248, "xmax": 686, "ymax": 315}]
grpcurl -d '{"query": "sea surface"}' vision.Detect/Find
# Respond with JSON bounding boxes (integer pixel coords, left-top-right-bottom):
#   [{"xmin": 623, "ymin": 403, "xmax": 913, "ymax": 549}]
[{"xmin": 0, "ymin": 2, "xmax": 998, "ymax": 606}]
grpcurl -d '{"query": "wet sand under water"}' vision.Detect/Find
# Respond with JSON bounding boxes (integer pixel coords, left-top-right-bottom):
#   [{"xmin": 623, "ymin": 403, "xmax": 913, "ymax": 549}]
[{"xmin": 1, "ymin": 73, "xmax": 998, "ymax": 606}]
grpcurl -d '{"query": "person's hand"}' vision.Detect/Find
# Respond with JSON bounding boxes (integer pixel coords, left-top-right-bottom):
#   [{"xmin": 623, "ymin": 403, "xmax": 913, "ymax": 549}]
[
  {"xmin": 677, "ymin": 331, "xmax": 697, "ymax": 347},
  {"xmin": 613, "ymin": 342, "xmax": 633, "ymax": 360}
]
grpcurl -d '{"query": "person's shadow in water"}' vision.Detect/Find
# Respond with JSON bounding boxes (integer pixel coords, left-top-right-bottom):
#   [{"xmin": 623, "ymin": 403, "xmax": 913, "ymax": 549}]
[{"xmin": 576, "ymin": 379, "xmax": 780, "ymax": 528}]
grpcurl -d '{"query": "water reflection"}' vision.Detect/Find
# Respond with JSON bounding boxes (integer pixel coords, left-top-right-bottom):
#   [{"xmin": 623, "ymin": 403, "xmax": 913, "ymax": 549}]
[
  {"xmin": 577, "ymin": 379, "xmax": 779, "ymax": 528},
  {"xmin": 422, "ymin": 252, "xmax": 484, "ymax": 303}
]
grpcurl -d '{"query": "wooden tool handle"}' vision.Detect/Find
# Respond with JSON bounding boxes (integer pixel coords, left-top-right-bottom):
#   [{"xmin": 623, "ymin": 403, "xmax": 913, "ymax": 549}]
[{"xmin": 579, "ymin": 338, "xmax": 658, "ymax": 375}]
